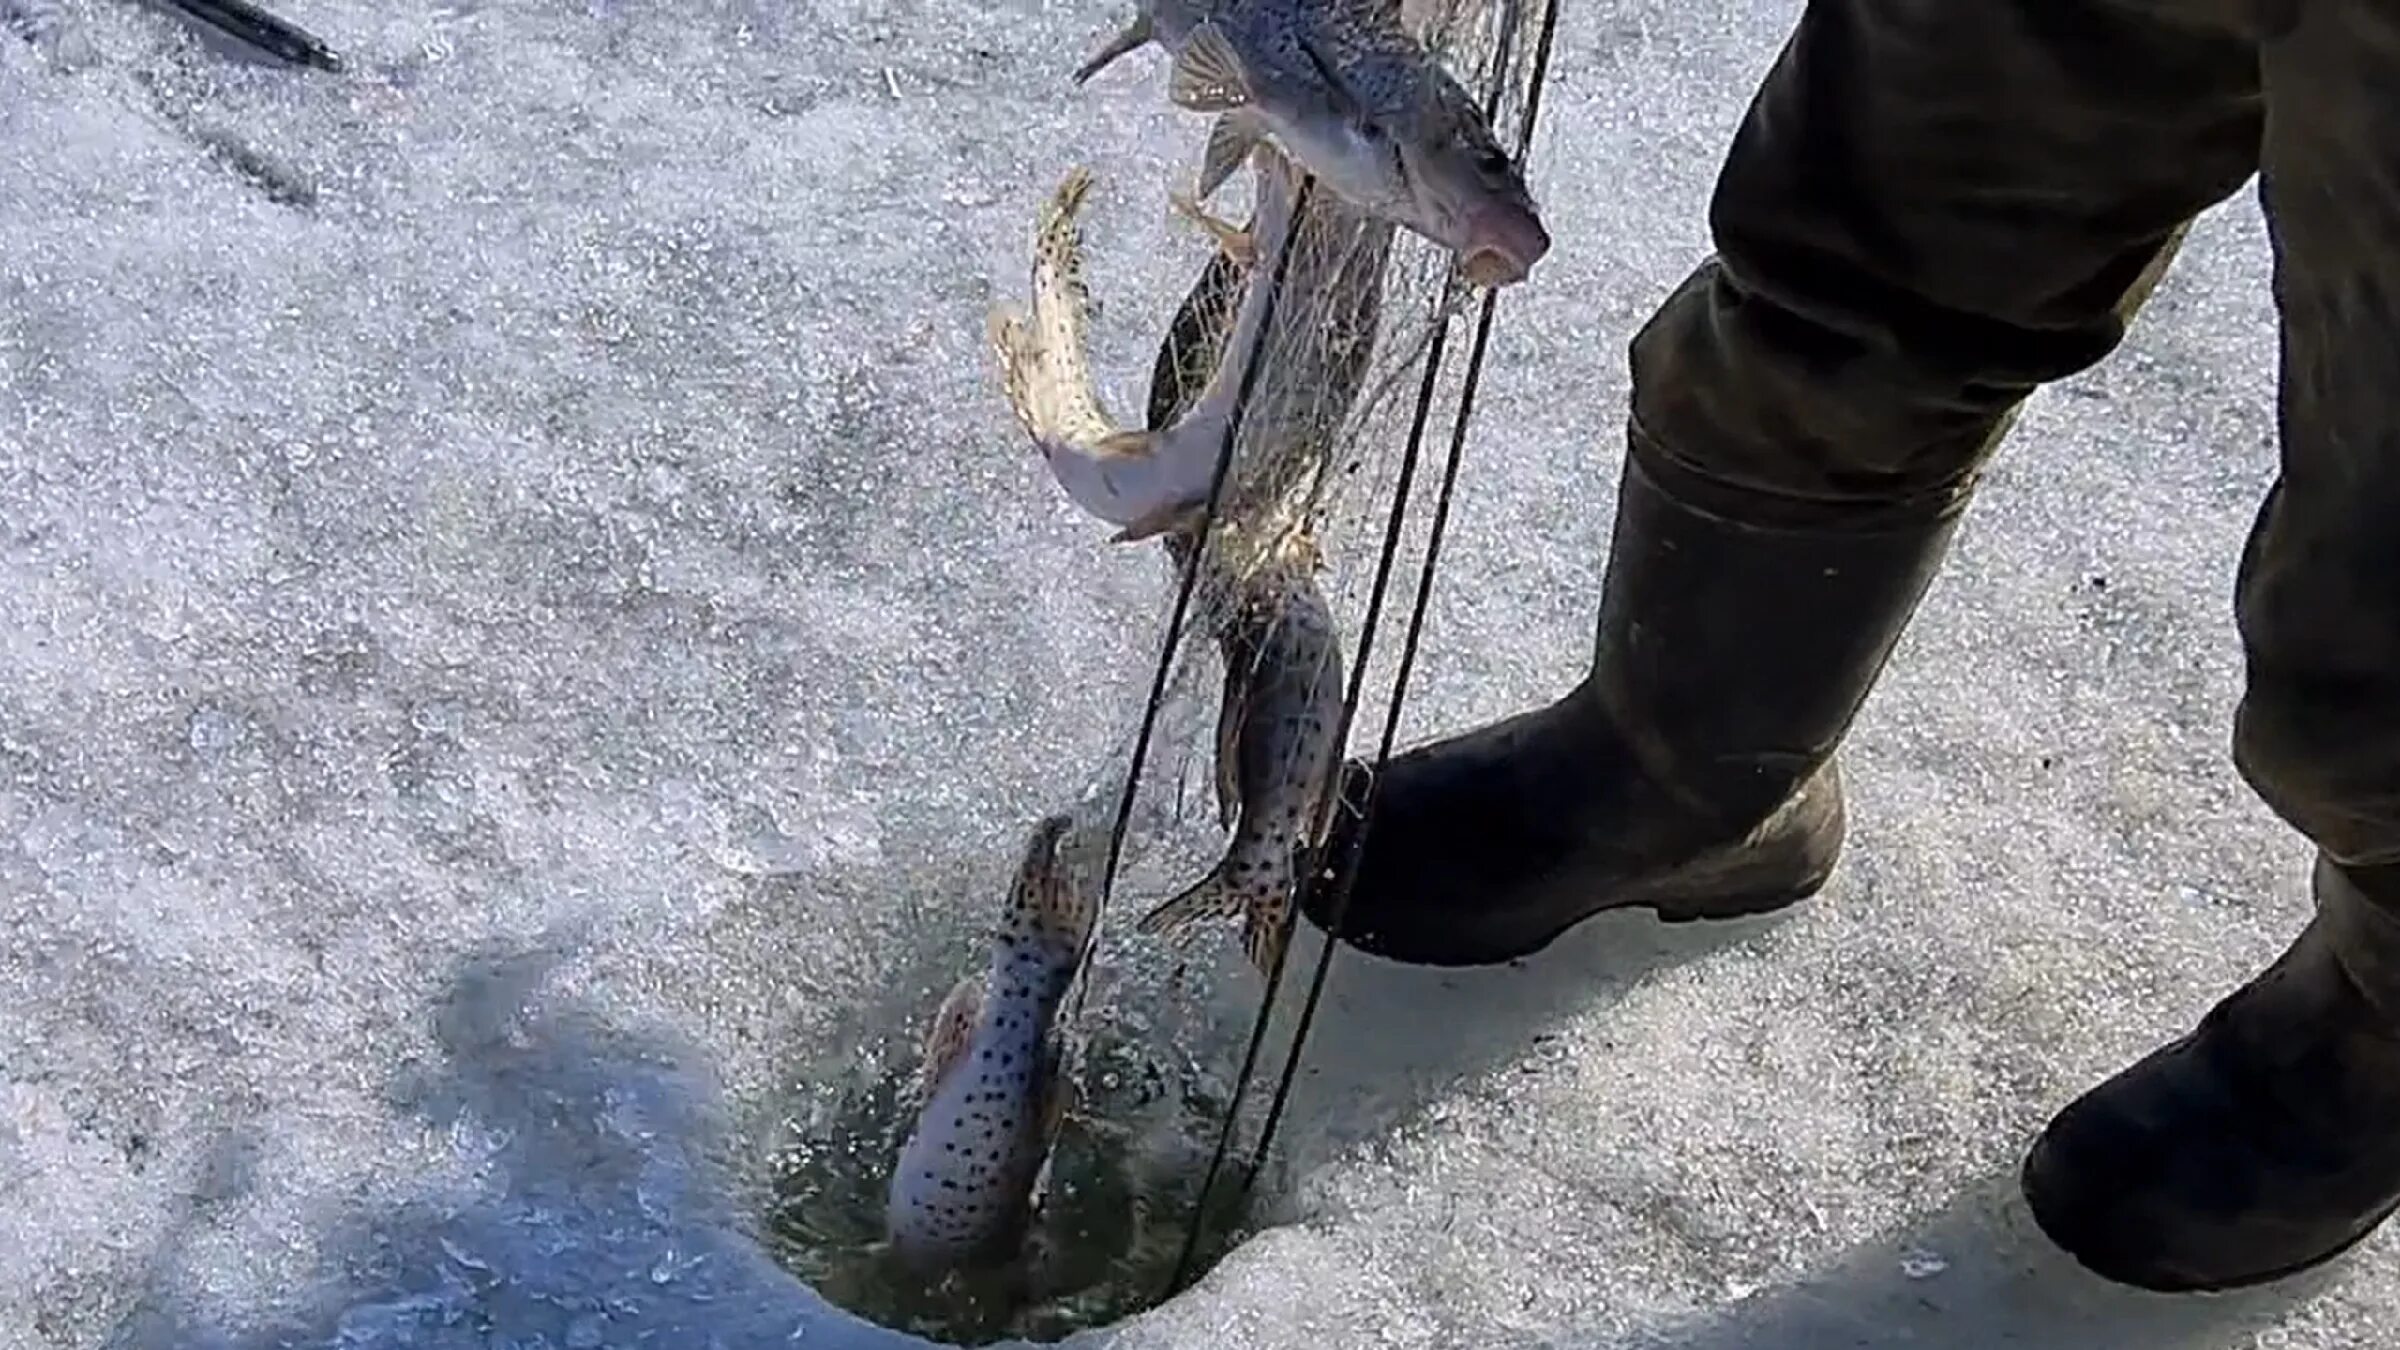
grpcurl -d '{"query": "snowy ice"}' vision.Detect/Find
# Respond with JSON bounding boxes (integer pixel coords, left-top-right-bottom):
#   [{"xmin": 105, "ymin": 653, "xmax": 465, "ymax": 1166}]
[{"xmin": 5, "ymin": 1, "xmax": 2397, "ymax": 1348}]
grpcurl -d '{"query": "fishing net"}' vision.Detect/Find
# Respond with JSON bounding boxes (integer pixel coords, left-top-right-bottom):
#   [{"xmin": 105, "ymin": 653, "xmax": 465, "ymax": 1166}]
[
  {"xmin": 1017, "ymin": 0, "xmax": 1570, "ymax": 1315},
  {"xmin": 780, "ymin": 0, "xmax": 1566, "ymax": 1339},
  {"xmin": 1052, "ymin": 0, "xmax": 1554, "ymax": 919}
]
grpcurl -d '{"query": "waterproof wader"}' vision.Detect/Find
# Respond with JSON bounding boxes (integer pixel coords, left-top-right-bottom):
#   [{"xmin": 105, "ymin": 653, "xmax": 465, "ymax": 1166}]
[{"xmin": 1169, "ymin": 0, "xmax": 2400, "ymax": 1297}]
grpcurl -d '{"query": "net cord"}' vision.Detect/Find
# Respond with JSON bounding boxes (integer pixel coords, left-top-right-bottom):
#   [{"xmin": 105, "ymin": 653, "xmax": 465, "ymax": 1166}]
[{"xmin": 1162, "ymin": 0, "xmax": 1570, "ymax": 1294}]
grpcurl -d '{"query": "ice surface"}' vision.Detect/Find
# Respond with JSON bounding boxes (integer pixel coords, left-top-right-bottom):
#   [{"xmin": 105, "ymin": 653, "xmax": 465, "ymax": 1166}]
[{"xmin": 4, "ymin": 1, "xmax": 2396, "ymax": 1348}]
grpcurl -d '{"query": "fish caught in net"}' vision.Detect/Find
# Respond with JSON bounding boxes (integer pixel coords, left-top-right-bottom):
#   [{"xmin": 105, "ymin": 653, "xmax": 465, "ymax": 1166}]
[
  {"xmin": 1000, "ymin": 0, "xmax": 1555, "ymax": 973},
  {"xmin": 809, "ymin": 0, "xmax": 1561, "ymax": 1338}
]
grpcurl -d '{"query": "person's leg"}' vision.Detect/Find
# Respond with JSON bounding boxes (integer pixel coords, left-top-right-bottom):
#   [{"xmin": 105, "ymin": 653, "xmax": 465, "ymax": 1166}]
[
  {"xmin": 1298, "ymin": 0, "xmax": 2265, "ymax": 966},
  {"xmin": 2023, "ymin": 5, "xmax": 2400, "ymax": 1293}
]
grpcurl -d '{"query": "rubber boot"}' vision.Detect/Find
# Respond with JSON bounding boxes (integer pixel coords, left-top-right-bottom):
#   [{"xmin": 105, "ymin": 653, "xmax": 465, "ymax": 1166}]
[
  {"xmin": 1299, "ymin": 440, "xmax": 1962, "ymax": 967},
  {"xmin": 2022, "ymin": 855, "xmax": 2400, "ymax": 1292}
]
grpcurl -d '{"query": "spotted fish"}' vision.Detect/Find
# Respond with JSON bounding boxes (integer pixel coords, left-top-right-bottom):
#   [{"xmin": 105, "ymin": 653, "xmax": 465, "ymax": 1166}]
[
  {"xmin": 988, "ymin": 144, "xmax": 1320, "ymax": 543},
  {"xmin": 1137, "ymin": 528, "xmax": 1346, "ymax": 976},
  {"xmin": 884, "ymin": 814, "xmax": 1096, "ymax": 1271}
]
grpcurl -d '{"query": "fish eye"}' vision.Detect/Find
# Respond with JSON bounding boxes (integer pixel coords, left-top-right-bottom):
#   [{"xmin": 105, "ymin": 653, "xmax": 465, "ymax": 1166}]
[{"xmin": 1474, "ymin": 147, "xmax": 1515, "ymax": 176}]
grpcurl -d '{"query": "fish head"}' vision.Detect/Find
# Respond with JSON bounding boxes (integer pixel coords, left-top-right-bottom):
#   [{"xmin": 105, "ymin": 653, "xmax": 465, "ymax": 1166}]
[
  {"xmin": 996, "ymin": 813, "xmax": 1097, "ymax": 993},
  {"xmin": 1278, "ymin": 58, "xmax": 1549, "ymax": 284},
  {"xmin": 1385, "ymin": 76, "xmax": 1550, "ymax": 286}
]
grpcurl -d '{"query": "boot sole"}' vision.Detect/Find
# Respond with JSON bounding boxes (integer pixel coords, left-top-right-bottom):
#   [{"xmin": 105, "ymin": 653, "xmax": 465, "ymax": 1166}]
[
  {"xmin": 2022, "ymin": 1133, "xmax": 2400, "ymax": 1295},
  {"xmin": 1363, "ymin": 874, "xmax": 1826, "ymax": 970},
  {"xmin": 1318, "ymin": 765, "xmax": 1845, "ymax": 968},
  {"xmin": 1567, "ymin": 779, "xmax": 1843, "ymax": 938},
  {"xmin": 1646, "ymin": 881, "xmax": 1822, "ymax": 924},
  {"xmin": 1622, "ymin": 816, "xmax": 1837, "ymax": 925},
  {"xmin": 2036, "ymin": 1201, "xmax": 2396, "ymax": 1296},
  {"xmin": 1350, "ymin": 825, "xmax": 1837, "ymax": 968},
  {"xmin": 1551, "ymin": 863, "xmax": 1825, "ymax": 948}
]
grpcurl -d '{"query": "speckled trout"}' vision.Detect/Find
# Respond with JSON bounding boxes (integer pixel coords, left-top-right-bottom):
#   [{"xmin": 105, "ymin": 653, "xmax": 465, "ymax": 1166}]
[
  {"xmin": 994, "ymin": 139, "xmax": 1396, "ymax": 544},
  {"xmin": 989, "ymin": 146, "xmax": 1322, "ymax": 542},
  {"xmin": 1071, "ymin": 0, "xmax": 1549, "ymax": 286},
  {"xmin": 884, "ymin": 814, "xmax": 1094, "ymax": 1271},
  {"xmin": 1139, "ymin": 527, "xmax": 1347, "ymax": 977}
]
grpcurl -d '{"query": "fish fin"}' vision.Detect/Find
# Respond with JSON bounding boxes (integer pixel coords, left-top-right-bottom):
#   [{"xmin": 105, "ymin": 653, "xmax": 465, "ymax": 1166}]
[
  {"xmin": 1004, "ymin": 813, "xmax": 1094, "ymax": 960},
  {"xmin": 1169, "ymin": 22, "xmax": 1252, "ymax": 112},
  {"xmin": 1212, "ymin": 662, "xmax": 1249, "ymax": 830},
  {"xmin": 1108, "ymin": 500, "xmax": 1205, "ymax": 543},
  {"xmin": 919, "ymin": 975, "xmax": 985, "ymax": 1096},
  {"xmin": 986, "ymin": 305, "xmax": 1041, "ymax": 431},
  {"xmin": 1135, "ymin": 863, "xmax": 1247, "ymax": 945},
  {"xmin": 1246, "ymin": 137, "xmax": 1303, "ymax": 200},
  {"xmin": 1198, "ymin": 110, "xmax": 1264, "ymax": 201},
  {"xmin": 1289, "ymin": 523, "xmax": 1328, "ymax": 573},
  {"xmin": 1168, "ymin": 187, "xmax": 1256, "ymax": 266},
  {"xmin": 1240, "ymin": 894, "xmax": 1290, "ymax": 978},
  {"xmin": 985, "ymin": 303, "xmax": 1022, "ymax": 373},
  {"xmin": 985, "ymin": 302, "xmax": 1029, "ymax": 362},
  {"xmin": 1022, "ymin": 1042, "xmax": 1076, "ymax": 1216},
  {"xmin": 1072, "ymin": 11, "xmax": 1153, "ymax": 85},
  {"xmin": 1092, "ymin": 428, "xmax": 1159, "ymax": 460}
]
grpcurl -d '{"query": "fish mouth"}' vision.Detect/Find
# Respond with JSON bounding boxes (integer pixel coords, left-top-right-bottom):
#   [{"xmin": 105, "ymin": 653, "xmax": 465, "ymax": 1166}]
[{"xmin": 1458, "ymin": 202, "xmax": 1551, "ymax": 287}]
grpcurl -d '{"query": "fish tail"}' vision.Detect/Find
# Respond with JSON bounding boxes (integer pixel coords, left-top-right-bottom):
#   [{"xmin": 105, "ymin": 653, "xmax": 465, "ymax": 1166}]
[
  {"xmin": 1072, "ymin": 10, "xmax": 1152, "ymax": 85},
  {"xmin": 1135, "ymin": 860, "xmax": 1248, "ymax": 945},
  {"xmin": 1140, "ymin": 859, "xmax": 1290, "ymax": 977}
]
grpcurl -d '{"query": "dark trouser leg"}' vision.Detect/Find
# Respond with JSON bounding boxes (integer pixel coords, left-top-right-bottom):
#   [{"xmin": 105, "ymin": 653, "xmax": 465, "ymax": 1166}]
[
  {"xmin": 1300, "ymin": 0, "xmax": 2262, "ymax": 966},
  {"xmin": 2023, "ymin": 7, "xmax": 2400, "ymax": 1293}
]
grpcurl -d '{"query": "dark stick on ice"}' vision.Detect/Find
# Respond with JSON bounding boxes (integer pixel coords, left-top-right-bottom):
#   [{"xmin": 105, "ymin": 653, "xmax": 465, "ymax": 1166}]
[{"xmin": 154, "ymin": 0, "xmax": 342, "ymax": 71}]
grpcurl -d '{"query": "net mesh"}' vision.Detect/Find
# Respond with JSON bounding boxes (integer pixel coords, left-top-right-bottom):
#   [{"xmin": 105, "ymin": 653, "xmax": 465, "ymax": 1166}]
[
  {"xmin": 824, "ymin": 0, "xmax": 1566, "ymax": 1334},
  {"xmin": 1032, "ymin": 0, "xmax": 1551, "ymax": 969}
]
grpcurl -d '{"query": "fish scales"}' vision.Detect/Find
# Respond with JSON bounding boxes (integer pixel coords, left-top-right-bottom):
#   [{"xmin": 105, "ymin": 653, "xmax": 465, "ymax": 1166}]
[{"xmin": 1140, "ymin": 531, "xmax": 1348, "ymax": 977}]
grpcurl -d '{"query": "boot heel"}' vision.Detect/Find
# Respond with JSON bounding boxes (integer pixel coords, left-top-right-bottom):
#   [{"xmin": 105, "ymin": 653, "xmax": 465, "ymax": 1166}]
[
  {"xmin": 1647, "ymin": 882, "xmax": 1822, "ymax": 923},
  {"xmin": 1627, "ymin": 768, "xmax": 1843, "ymax": 922}
]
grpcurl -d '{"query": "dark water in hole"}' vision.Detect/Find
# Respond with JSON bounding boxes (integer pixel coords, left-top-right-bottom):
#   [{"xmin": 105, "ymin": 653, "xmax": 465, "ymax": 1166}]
[
  {"xmin": 761, "ymin": 1005, "xmax": 1270, "ymax": 1345},
  {"xmin": 750, "ymin": 842, "xmax": 1297, "ymax": 1350},
  {"xmin": 747, "ymin": 747, "xmax": 1319, "ymax": 1343}
]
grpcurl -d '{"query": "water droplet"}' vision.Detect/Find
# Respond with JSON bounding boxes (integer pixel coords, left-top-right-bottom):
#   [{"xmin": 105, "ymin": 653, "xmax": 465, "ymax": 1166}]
[{"xmin": 186, "ymin": 705, "xmax": 248, "ymax": 756}]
